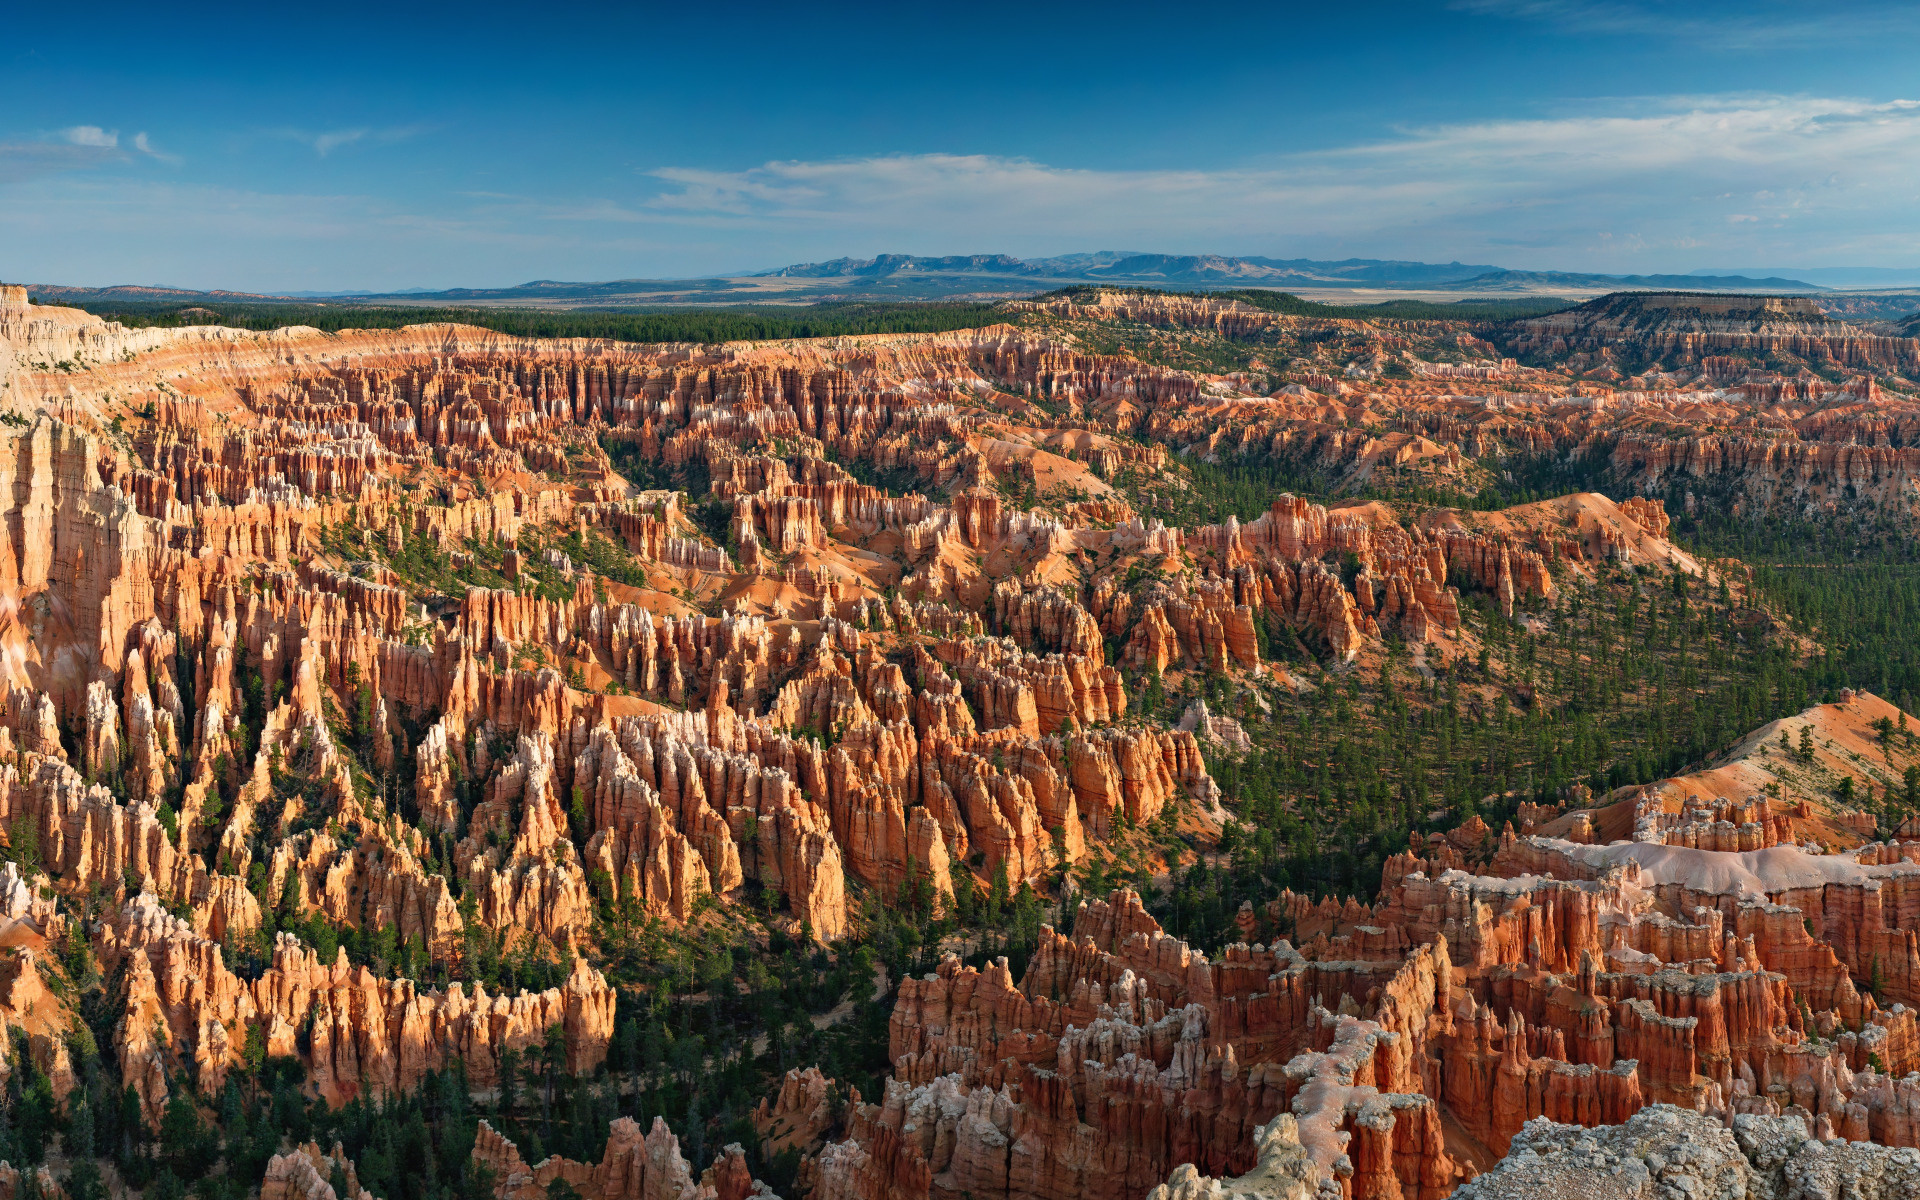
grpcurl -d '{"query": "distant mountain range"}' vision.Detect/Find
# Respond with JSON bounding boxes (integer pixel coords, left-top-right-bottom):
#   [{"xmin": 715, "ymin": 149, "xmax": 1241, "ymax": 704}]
[
  {"xmin": 749, "ymin": 253, "xmax": 1822, "ymax": 291},
  {"xmin": 23, "ymin": 283, "xmax": 290, "ymax": 304},
  {"xmin": 1435, "ymin": 269, "xmax": 1825, "ymax": 293},
  {"xmin": 351, "ymin": 253, "xmax": 1826, "ymax": 298},
  {"xmin": 22, "ymin": 252, "xmax": 1842, "ymax": 310},
  {"xmin": 1693, "ymin": 266, "xmax": 1920, "ymax": 289},
  {"xmin": 753, "ymin": 252, "xmax": 1514, "ymax": 286}
]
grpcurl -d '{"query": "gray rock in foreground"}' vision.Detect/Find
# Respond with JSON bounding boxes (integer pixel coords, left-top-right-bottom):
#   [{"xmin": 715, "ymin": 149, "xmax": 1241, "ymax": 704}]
[{"xmin": 1449, "ymin": 1103, "xmax": 1920, "ymax": 1200}]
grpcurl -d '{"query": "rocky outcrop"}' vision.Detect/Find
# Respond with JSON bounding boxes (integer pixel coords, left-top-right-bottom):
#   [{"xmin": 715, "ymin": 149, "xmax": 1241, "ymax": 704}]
[
  {"xmin": 1507, "ymin": 292, "xmax": 1920, "ymax": 374},
  {"xmin": 1140, "ymin": 1116, "xmax": 1319, "ymax": 1200},
  {"xmin": 0, "ymin": 1163, "xmax": 68, "ymax": 1200},
  {"xmin": 754, "ymin": 1067, "xmax": 839, "ymax": 1160},
  {"xmin": 1452, "ymin": 1103, "xmax": 1920, "ymax": 1200},
  {"xmin": 1449, "ymin": 1105, "xmax": 1747, "ymax": 1200},
  {"xmin": 820, "ymin": 890, "xmax": 1465, "ymax": 1200},
  {"xmin": 260, "ymin": 1143, "xmax": 377, "ymax": 1200},
  {"xmin": 472, "ymin": 1116, "xmax": 782, "ymax": 1200}
]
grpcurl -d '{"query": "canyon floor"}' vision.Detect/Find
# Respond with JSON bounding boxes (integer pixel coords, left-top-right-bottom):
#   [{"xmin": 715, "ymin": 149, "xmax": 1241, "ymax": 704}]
[{"xmin": 1, "ymin": 283, "xmax": 1919, "ymax": 1200}]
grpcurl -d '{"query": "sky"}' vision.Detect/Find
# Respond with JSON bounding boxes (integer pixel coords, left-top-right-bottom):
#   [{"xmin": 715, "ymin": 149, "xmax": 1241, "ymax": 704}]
[{"xmin": 4, "ymin": 0, "xmax": 1920, "ymax": 292}]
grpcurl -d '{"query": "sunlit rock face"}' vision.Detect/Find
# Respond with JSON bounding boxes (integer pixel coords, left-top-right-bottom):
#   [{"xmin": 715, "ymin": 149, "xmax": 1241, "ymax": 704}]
[{"xmin": 3, "ymin": 290, "xmax": 1919, "ymax": 1200}]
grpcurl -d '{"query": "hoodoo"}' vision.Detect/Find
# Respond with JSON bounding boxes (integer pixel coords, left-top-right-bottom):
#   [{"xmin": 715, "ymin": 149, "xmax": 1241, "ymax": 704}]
[{"xmin": 0, "ymin": 269, "xmax": 1914, "ymax": 1200}]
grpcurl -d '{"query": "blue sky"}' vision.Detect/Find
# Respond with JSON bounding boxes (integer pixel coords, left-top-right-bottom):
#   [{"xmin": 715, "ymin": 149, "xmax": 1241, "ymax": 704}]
[{"xmin": 5, "ymin": 0, "xmax": 1920, "ymax": 291}]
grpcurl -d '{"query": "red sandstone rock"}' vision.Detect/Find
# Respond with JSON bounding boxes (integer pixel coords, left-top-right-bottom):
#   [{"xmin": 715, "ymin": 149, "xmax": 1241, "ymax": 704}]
[
  {"xmin": 473, "ymin": 1115, "xmax": 781, "ymax": 1200},
  {"xmin": 260, "ymin": 1143, "xmax": 376, "ymax": 1200},
  {"xmin": 97, "ymin": 892, "xmax": 614, "ymax": 1118},
  {"xmin": 21, "ymin": 289, "xmax": 1920, "ymax": 1200}
]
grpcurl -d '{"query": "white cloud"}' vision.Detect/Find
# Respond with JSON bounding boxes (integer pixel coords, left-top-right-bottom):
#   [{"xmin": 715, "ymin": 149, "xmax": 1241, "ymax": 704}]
[
  {"xmin": 61, "ymin": 126, "xmax": 118, "ymax": 148},
  {"xmin": 8, "ymin": 92, "xmax": 1920, "ymax": 288},
  {"xmin": 634, "ymin": 94, "xmax": 1920, "ymax": 268},
  {"xmin": 131, "ymin": 132, "xmax": 181, "ymax": 165}
]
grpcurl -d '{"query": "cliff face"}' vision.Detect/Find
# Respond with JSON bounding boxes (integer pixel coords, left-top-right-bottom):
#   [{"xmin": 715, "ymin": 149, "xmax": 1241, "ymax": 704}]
[
  {"xmin": 1506, "ymin": 292, "xmax": 1920, "ymax": 374},
  {"xmin": 1005, "ymin": 293, "xmax": 1302, "ymax": 341}
]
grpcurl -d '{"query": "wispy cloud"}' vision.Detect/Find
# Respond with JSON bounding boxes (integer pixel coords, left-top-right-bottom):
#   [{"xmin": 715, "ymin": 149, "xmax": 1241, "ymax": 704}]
[
  {"xmin": 131, "ymin": 132, "xmax": 181, "ymax": 164},
  {"xmin": 62, "ymin": 125, "xmax": 118, "ymax": 148},
  {"xmin": 1, "ymin": 127, "xmax": 131, "ymax": 184},
  {"xmin": 315, "ymin": 129, "xmax": 366, "ymax": 155},
  {"xmin": 0, "ymin": 125, "xmax": 178, "ymax": 184},
  {"xmin": 8, "ymin": 92, "xmax": 1920, "ymax": 289},
  {"xmin": 0, "ymin": 141, "xmax": 118, "ymax": 185},
  {"xmin": 276, "ymin": 124, "xmax": 432, "ymax": 157},
  {"xmin": 634, "ymin": 94, "xmax": 1920, "ymax": 267},
  {"xmin": 0, "ymin": 173, "xmax": 700, "ymax": 290}
]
